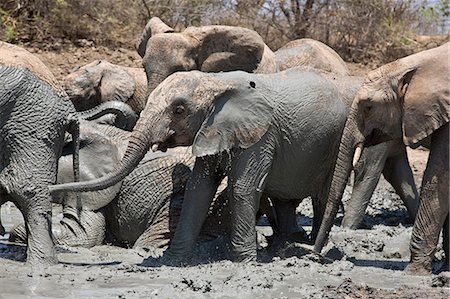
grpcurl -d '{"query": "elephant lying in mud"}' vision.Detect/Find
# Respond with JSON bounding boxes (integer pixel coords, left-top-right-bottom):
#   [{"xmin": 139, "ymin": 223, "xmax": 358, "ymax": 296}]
[
  {"xmin": 0, "ymin": 41, "xmax": 80, "ymax": 267},
  {"xmin": 10, "ymin": 123, "xmax": 229, "ymax": 249},
  {"xmin": 315, "ymin": 42, "xmax": 449, "ymax": 275},
  {"xmin": 64, "ymin": 60, "xmax": 148, "ymax": 114},
  {"xmin": 136, "ymin": 17, "xmax": 277, "ymax": 93},
  {"xmin": 274, "ymin": 38, "xmax": 349, "ymax": 75}
]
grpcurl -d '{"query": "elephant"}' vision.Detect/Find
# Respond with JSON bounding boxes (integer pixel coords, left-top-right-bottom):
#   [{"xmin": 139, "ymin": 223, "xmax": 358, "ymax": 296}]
[
  {"xmin": 49, "ymin": 68, "xmax": 354, "ymax": 262},
  {"xmin": 10, "ymin": 122, "xmax": 230, "ymax": 250},
  {"xmin": 0, "ymin": 41, "xmax": 80, "ymax": 267},
  {"xmin": 63, "ymin": 60, "xmax": 148, "ymax": 114},
  {"xmin": 136, "ymin": 17, "xmax": 277, "ymax": 94},
  {"xmin": 314, "ymin": 42, "xmax": 449, "ymax": 275},
  {"xmin": 49, "ymin": 66, "xmax": 422, "ymax": 261},
  {"xmin": 274, "ymin": 38, "xmax": 349, "ymax": 75}
]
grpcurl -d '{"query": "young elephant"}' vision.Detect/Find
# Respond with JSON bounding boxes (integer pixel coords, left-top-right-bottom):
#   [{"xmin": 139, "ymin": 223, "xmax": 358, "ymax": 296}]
[
  {"xmin": 274, "ymin": 38, "xmax": 349, "ymax": 75},
  {"xmin": 136, "ymin": 17, "xmax": 277, "ymax": 93},
  {"xmin": 63, "ymin": 60, "xmax": 148, "ymax": 113},
  {"xmin": 50, "ymin": 69, "xmax": 353, "ymax": 262},
  {"xmin": 315, "ymin": 42, "xmax": 449, "ymax": 275},
  {"xmin": 0, "ymin": 42, "xmax": 80, "ymax": 267}
]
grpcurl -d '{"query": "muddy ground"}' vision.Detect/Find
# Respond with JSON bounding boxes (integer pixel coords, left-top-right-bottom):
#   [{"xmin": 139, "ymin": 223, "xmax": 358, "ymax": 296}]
[{"xmin": 0, "ymin": 44, "xmax": 449, "ymax": 298}]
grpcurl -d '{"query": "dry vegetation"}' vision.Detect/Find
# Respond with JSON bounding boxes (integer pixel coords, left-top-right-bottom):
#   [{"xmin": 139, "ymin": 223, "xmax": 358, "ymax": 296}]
[{"xmin": 0, "ymin": 0, "xmax": 449, "ymax": 65}]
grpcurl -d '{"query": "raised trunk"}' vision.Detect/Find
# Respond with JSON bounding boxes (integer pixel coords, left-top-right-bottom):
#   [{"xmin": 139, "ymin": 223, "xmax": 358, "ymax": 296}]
[
  {"xmin": 49, "ymin": 114, "xmax": 155, "ymax": 193},
  {"xmin": 314, "ymin": 110, "xmax": 362, "ymax": 252}
]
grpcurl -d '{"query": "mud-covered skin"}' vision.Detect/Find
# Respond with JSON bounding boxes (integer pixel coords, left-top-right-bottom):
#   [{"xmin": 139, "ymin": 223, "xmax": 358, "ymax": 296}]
[
  {"xmin": 12, "ymin": 123, "xmax": 230, "ymax": 249},
  {"xmin": 274, "ymin": 38, "xmax": 349, "ymax": 75},
  {"xmin": 136, "ymin": 17, "xmax": 277, "ymax": 94},
  {"xmin": 316, "ymin": 42, "xmax": 449, "ymax": 275},
  {"xmin": 0, "ymin": 65, "xmax": 79, "ymax": 267},
  {"xmin": 75, "ymin": 100, "xmax": 138, "ymax": 131},
  {"xmin": 63, "ymin": 60, "xmax": 148, "ymax": 113}
]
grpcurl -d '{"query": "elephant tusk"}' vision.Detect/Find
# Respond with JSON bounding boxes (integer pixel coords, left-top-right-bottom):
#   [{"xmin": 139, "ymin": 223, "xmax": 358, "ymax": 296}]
[
  {"xmin": 151, "ymin": 144, "xmax": 159, "ymax": 152},
  {"xmin": 352, "ymin": 143, "xmax": 364, "ymax": 168}
]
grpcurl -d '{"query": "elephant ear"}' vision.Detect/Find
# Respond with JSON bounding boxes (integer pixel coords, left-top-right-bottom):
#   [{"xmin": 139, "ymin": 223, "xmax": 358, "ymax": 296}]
[
  {"xmin": 99, "ymin": 64, "xmax": 136, "ymax": 103},
  {"xmin": 192, "ymin": 26, "xmax": 267, "ymax": 73},
  {"xmin": 399, "ymin": 65, "xmax": 450, "ymax": 146},
  {"xmin": 136, "ymin": 17, "xmax": 174, "ymax": 58},
  {"xmin": 193, "ymin": 81, "xmax": 273, "ymax": 157}
]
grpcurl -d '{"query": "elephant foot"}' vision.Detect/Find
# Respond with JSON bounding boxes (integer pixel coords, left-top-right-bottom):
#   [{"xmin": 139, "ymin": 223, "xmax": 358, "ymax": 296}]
[
  {"xmin": 232, "ymin": 248, "xmax": 257, "ymax": 263},
  {"xmin": 9, "ymin": 223, "xmax": 27, "ymax": 244},
  {"xmin": 405, "ymin": 260, "xmax": 432, "ymax": 276}
]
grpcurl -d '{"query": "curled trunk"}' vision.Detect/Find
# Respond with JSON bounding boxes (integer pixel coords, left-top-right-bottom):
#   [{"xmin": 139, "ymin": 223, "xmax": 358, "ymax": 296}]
[
  {"xmin": 314, "ymin": 111, "xmax": 361, "ymax": 252},
  {"xmin": 76, "ymin": 101, "xmax": 138, "ymax": 130}
]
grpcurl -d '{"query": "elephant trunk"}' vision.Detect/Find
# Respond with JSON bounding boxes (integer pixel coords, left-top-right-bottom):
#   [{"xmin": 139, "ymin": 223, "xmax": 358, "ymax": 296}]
[
  {"xmin": 314, "ymin": 109, "xmax": 364, "ymax": 252},
  {"xmin": 76, "ymin": 101, "xmax": 138, "ymax": 130},
  {"xmin": 49, "ymin": 113, "xmax": 156, "ymax": 194}
]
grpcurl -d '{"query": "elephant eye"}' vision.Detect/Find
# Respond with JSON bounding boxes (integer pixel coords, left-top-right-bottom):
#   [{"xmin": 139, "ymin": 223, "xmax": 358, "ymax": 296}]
[{"xmin": 174, "ymin": 105, "xmax": 185, "ymax": 115}]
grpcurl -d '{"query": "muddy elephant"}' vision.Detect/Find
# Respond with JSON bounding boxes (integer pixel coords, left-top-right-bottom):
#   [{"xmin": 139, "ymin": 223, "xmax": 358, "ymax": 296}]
[
  {"xmin": 11, "ymin": 123, "xmax": 229, "ymax": 249},
  {"xmin": 0, "ymin": 41, "xmax": 80, "ymax": 267},
  {"xmin": 314, "ymin": 43, "xmax": 449, "ymax": 275},
  {"xmin": 64, "ymin": 60, "xmax": 148, "ymax": 114},
  {"xmin": 136, "ymin": 17, "xmax": 277, "ymax": 94},
  {"xmin": 274, "ymin": 38, "xmax": 349, "ymax": 75},
  {"xmin": 50, "ymin": 68, "xmax": 354, "ymax": 262}
]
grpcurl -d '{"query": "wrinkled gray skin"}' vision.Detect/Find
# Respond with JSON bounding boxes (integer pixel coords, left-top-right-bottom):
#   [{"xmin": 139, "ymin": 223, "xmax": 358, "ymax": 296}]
[
  {"xmin": 49, "ymin": 69, "xmax": 349, "ymax": 262},
  {"xmin": 315, "ymin": 43, "xmax": 449, "ymax": 275},
  {"xmin": 274, "ymin": 39, "xmax": 418, "ymax": 228},
  {"xmin": 49, "ymin": 67, "xmax": 421, "ymax": 263},
  {"xmin": 136, "ymin": 17, "xmax": 277, "ymax": 94},
  {"xmin": 274, "ymin": 38, "xmax": 349, "ymax": 75},
  {"xmin": 76, "ymin": 100, "xmax": 138, "ymax": 131},
  {"xmin": 0, "ymin": 43, "xmax": 80, "ymax": 267},
  {"xmin": 64, "ymin": 60, "xmax": 148, "ymax": 114},
  {"xmin": 12, "ymin": 123, "xmax": 229, "ymax": 249}
]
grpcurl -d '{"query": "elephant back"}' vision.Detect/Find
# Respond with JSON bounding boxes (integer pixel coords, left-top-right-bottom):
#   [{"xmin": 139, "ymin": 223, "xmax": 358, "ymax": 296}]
[{"xmin": 0, "ymin": 41, "xmax": 67, "ymax": 97}]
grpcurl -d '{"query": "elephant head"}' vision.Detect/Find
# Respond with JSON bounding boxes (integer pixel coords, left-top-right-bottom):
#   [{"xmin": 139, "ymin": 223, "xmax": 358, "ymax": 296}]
[
  {"xmin": 314, "ymin": 42, "xmax": 450, "ymax": 253},
  {"xmin": 63, "ymin": 60, "xmax": 136, "ymax": 111},
  {"xmin": 136, "ymin": 17, "xmax": 276, "ymax": 94},
  {"xmin": 49, "ymin": 70, "xmax": 273, "ymax": 193}
]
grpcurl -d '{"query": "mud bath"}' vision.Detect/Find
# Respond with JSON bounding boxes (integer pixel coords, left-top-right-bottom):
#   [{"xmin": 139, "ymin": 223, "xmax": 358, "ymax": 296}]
[
  {"xmin": 0, "ymin": 45, "xmax": 448, "ymax": 298},
  {"xmin": 1, "ymin": 147, "xmax": 448, "ymax": 298}
]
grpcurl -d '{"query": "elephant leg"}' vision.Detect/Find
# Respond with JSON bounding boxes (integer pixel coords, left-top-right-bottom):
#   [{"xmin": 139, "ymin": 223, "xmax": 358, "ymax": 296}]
[
  {"xmin": 406, "ymin": 123, "xmax": 449, "ymax": 275},
  {"xmin": 53, "ymin": 210, "xmax": 106, "ymax": 248},
  {"xmin": 10, "ymin": 210, "xmax": 106, "ymax": 248},
  {"xmin": 443, "ymin": 214, "xmax": 449, "ymax": 272},
  {"xmin": 165, "ymin": 155, "xmax": 225, "ymax": 262},
  {"xmin": 382, "ymin": 149, "xmax": 419, "ymax": 222},
  {"xmin": 270, "ymin": 199, "xmax": 306, "ymax": 246},
  {"xmin": 342, "ymin": 143, "xmax": 389, "ymax": 229},
  {"xmin": 0, "ymin": 202, "xmax": 4, "ymax": 236},
  {"xmin": 12, "ymin": 187, "xmax": 57, "ymax": 267},
  {"xmin": 133, "ymin": 198, "xmax": 178, "ymax": 250},
  {"xmin": 228, "ymin": 146, "xmax": 273, "ymax": 262},
  {"xmin": 310, "ymin": 196, "xmax": 327, "ymax": 243}
]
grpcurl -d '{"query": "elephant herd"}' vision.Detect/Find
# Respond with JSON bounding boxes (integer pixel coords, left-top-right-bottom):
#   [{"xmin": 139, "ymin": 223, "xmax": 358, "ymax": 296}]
[{"xmin": 0, "ymin": 17, "xmax": 448, "ymax": 276}]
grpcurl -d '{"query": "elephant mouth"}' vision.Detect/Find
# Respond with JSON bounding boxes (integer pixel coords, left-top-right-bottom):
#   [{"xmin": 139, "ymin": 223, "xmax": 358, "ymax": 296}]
[
  {"xmin": 364, "ymin": 128, "xmax": 392, "ymax": 147},
  {"xmin": 150, "ymin": 130, "xmax": 176, "ymax": 152}
]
